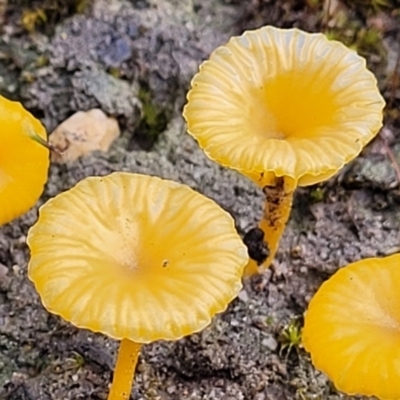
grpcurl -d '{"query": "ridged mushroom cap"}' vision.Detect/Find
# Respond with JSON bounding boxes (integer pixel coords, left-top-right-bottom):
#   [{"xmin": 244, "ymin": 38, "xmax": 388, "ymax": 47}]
[
  {"xmin": 183, "ymin": 26, "xmax": 385, "ymax": 188},
  {"xmin": 27, "ymin": 172, "xmax": 248, "ymax": 343},
  {"xmin": 0, "ymin": 96, "xmax": 49, "ymax": 225},
  {"xmin": 303, "ymin": 254, "xmax": 400, "ymax": 399}
]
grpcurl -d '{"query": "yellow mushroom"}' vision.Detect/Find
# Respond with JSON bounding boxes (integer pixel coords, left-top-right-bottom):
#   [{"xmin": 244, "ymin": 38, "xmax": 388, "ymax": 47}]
[
  {"xmin": 27, "ymin": 172, "xmax": 248, "ymax": 400},
  {"xmin": 303, "ymin": 254, "xmax": 400, "ymax": 400},
  {"xmin": 0, "ymin": 96, "xmax": 49, "ymax": 225},
  {"xmin": 183, "ymin": 26, "xmax": 385, "ymax": 276}
]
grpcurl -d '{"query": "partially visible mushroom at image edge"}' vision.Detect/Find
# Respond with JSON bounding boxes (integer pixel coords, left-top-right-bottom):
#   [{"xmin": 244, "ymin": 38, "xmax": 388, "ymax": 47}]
[
  {"xmin": 27, "ymin": 172, "xmax": 248, "ymax": 400},
  {"xmin": 303, "ymin": 254, "xmax": 400, "ymax": 400},
  {"xmin": 183, "ymin": 25, "xmax": 385, "ymax": 276},
  {"xmin": 0, "ymin": 95, "xmax": 49, "ymax": 226}
]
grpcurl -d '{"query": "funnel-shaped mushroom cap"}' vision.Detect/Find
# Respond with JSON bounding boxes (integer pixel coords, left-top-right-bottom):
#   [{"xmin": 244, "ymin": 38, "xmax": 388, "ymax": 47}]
[
  {"xmin": 28, "ymin": 173, "xmax": 248, "ymax": 343},
  {"xmin": 303, "ymin": 255, "xmax": 400, "ymax": 399},
  {"xmin": 0, "ymin": 96, "xmax": 49, "ymax": 225},
  {"xmin": 183, "ymin": 26, "xmax": 385, "ymax": 188}
]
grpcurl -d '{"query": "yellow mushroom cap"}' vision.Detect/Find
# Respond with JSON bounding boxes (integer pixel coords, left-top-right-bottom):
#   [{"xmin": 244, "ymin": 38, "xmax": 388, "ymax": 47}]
[
  {"xmin": 183, "ymin": 26, "xmax": 385, "ymax": 188},
  {"xmin": 27, "ymin": 172, "xmax": 248, "ymax": 343},
  {"xmin": 0, "ymin": 96, "xmax": 49, "ymax": 225},
  {"xmin": 302, "ymin": 255, "xmax": 400, "ymax": 399}
]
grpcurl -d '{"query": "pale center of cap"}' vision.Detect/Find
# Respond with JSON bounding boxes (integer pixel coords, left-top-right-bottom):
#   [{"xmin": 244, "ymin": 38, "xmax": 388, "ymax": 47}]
[
  {"xmin": 247, "ymin": 68, "xmax": 340, "ymax": 141},
  {"xmin": 111, "ymin": 214, "xmax": 177, "ymax": 281}
]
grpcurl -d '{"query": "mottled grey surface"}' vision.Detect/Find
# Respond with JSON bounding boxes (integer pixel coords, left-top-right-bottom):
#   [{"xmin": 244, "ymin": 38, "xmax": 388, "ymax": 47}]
[{"xmin": 0, "ymin": 0, "xmax": 399, "ymax": 399}]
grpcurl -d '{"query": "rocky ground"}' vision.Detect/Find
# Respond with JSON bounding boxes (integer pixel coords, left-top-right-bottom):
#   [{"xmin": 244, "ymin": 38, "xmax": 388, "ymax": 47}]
[{"xmin": 0, "ymin": 0, "xmax": 400, "ymax": 399}]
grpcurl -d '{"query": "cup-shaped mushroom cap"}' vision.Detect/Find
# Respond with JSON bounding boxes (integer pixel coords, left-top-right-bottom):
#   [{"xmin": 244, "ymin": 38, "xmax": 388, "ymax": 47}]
[
  {"xmin": 183, "ymin": 26, "xmax": 385, "ymax": 188},
  {"xmin": 27, "ymin": 172, "xmax": 248, "ymax": 343},
  {"xmin": 0, "ymin": 96, "xmax": 49, "ymax": 225},
  {"xmin": 303, "ymin": 255, "xmax": 400, "ymax": 399}
]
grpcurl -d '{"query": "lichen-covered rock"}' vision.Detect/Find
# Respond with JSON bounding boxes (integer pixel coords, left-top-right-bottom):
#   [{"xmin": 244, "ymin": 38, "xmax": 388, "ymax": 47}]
[
  {"xmin": 19, "ymin": 0, "xmax": 228, "ymax": 148},
  {"xmin": 70, "ymin": 68, "xmax": 141, "ymax": 130}
]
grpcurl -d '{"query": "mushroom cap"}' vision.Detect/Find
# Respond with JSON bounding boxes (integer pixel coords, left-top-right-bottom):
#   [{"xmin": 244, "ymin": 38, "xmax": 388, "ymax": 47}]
[
  {"xmin": 27, "ymin": 172, "xmax": 248, "ymax": 343},
  {"xmin": 0, "ymin": 96, "xmax": 49, "ymax": 225},
  {"xmin": 302, "ymin": 255, "xmax": 400, "ymax": 399},
  {"xmin": 183, "ymin": 26, "xmax": 385, "ymax": 188}
]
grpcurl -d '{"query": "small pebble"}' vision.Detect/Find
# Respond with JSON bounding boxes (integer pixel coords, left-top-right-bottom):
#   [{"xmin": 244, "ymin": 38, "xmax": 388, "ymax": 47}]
[
  {"xmin": 261, "ymin": 335, "xmax": 278, "ymax": 351},
  {"xmin": 49, "ymin": 109, "xmax": 120, "ymax": 163},
  {"xmin": 238, "ymin": 289, "xmax": 249, "ymax": 302}
]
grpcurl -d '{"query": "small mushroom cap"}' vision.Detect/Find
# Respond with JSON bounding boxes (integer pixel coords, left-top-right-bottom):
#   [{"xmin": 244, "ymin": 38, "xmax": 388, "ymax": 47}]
[
  {"xmin": 303, "ymin": 255, "xmax": 400, "ymax": 399},
  {"xmin": 0, "ymin": 96, "xmax": 49, "ymax": 225},
  {"xmin": 183, "ymin": 26, "xmax": 385, "ymax": 188},
  {"xmin": 27, "ymin": 173, "xmax": 248, "ymax": 343}
]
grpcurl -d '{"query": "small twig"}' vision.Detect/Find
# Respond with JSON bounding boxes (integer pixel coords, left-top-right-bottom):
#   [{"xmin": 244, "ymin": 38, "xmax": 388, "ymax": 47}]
[
  {"xmin": 321, "ymin": 0, "xmax": 332, "ymax": 32},
  {"xmin": 28, "ymin": 130, "xmax": 63, "ymax": 155},
  {"xmin": 388, "ymin": 49, "xmax": 400, "ymax": 109},
  {"xmin": 346, "ymin": 192, "xmax": 362, "ymax": 240},
  {"xmin": 381, "ymin": 135, "xmax": 400, "ymax": 184}
]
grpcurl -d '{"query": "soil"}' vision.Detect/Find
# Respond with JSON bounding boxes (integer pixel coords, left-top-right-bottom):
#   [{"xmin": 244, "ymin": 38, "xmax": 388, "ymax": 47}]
[{"xmin": 1, "ymin": 0, "xmax": 400, "ymax": 399}]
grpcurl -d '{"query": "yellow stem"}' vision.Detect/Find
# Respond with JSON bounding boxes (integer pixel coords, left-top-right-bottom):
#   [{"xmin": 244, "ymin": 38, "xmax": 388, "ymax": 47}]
[
  {"xmin": 108, "ymin": 339, "xmax": 142, "ymax": 400},
  {"xmin": 244, "ymin": 177, "xmax": 295, "ymax": 277},
  {"xmin": 244, "ymin": 259, "xmax": 260, "ymax": 277}
]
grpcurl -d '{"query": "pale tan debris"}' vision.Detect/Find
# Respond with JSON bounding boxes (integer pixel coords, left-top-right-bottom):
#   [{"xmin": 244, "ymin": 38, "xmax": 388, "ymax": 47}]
[{"xmin": 49, "ymin": 109, "xmax": 120, "ymax": 163}]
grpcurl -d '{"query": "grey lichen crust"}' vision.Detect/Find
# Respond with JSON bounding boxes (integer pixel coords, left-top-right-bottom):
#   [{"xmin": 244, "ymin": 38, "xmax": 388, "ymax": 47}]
[{"xmin": 0, "ymin": 0, "xmax": 399, "ymax": 399}]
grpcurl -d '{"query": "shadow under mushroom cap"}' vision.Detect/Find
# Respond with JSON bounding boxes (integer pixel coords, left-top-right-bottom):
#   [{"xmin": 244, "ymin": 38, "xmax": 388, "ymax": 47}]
[
  {"xmin": 184, "ymin": 26, "xmax": 385, "ymax": 188},
  {"xmin": 303, "ymin": 254, "xmax": 400, "ymax": 399},
  {"xmin": 27, "ymin": 172, "xmax": 248, "ymax": 343}
]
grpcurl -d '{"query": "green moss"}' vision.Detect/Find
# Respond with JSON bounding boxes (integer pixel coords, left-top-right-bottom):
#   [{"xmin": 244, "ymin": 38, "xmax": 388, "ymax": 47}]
[
  {"xmin": 36, "ymin": 55, "xmax": 49, "ymax": 68},
  {"xmin": 309, "ymin": 187, "xmax": 325, "ymax": 203},
  {"xmin": 344, "ymin": 0, "xmax": 394, "ymax": 14},
  {"xmin": 265, "ymin": 315, "xmax": 275, "ymax": 325},
  {"xmin": 326, "ymin": 25, "xmax": 385, "ymax": 61},
  {"xmin": 66, "ymin": 351, "xmax": 85, "ymax": 370},
  {"xmin": 279, "ymin": 317, "xmax": 303, "ymax": 357},
  {"xmin": 21, "ymin": 8, "xmax": 47, "ymax": 32},
  {"xmin": 307, "ymin": 0, "xmax": 322, "ymax": 6},
  {"xmin": 108, "ymin": 67, "xmax": 122, "ymax": 78},
  {"xmin": 134, "ymin": 86, "xmax": 169, "ymax": 150},
  {"xmin": 139, "ymin": 88, "xmax": 159, "ymax": 128},
  {"xmin": 17, "ymin": 0, "xmax": 89, "ymax": 34}
]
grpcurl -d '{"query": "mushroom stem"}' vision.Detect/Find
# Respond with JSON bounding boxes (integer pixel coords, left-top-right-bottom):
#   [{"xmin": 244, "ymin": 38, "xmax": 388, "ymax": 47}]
[
  {"xmin": 244, "ymin": 177, "xmax": 295, "ymax": 276},
  {"xmin": 108, "ymin": 339, "xmax": 142, "ymax": 400}
]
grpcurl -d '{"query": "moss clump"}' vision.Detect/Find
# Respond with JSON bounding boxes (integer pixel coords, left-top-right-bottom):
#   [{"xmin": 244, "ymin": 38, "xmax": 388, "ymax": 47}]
[
  {"xmin": 309, "ymin": 187, "xmax": 325, "ymax": 203},
  {"xmin": 326, "ymin": 26, "xmax": 384, "ymax": 57},
  {"xmin": 278, "ymin": 317, "xmax": 303, "ymax": 358},
  {"xmin": 17, "ymin": 0, "xmax": 89, "ymax": 34},
  {"xmin": 132, "ymin": 86, "xmax": 169, "ymax": 150},
  {"xmin": 343, "ymin": 0, "xmax": 394, "ymax": 15}
]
